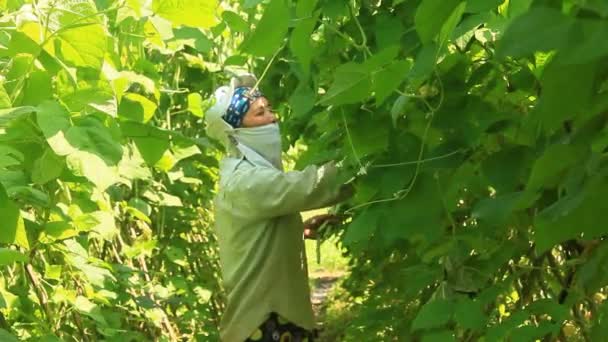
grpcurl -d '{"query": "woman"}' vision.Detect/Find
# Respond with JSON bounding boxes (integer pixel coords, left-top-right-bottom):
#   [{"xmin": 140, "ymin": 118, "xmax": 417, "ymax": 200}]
[{"xmin": 206, "ymin": 74, "xmax": 352, "ymax": 342}]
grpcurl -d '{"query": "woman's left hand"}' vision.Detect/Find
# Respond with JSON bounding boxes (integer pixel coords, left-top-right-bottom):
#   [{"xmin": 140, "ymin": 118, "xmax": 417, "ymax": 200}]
[{"xmin": 303, "ymin": 214, "xmax": 343, "ymax": 239}]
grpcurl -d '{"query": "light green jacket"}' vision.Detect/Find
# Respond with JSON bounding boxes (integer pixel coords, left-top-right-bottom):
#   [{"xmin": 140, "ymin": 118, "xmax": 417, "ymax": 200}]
[{"xmin": 214, "ymin": 152, "xmax": 342, "ymax": 342}]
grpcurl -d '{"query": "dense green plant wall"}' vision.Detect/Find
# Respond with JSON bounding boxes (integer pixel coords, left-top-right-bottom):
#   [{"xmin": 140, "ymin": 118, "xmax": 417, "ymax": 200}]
[
  {"xmin": 0, "ymin": 0, "xmax": 230, "ymax": 340},
  {"xmin": 253, "ymin": 0, "xmax": 608, "ymax": 341}
]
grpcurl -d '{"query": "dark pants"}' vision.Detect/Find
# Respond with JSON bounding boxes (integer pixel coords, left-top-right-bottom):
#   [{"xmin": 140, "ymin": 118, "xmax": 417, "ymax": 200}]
[{"xmin": 244, "ymin": 312, "xmax": 316, "ymax": 342}]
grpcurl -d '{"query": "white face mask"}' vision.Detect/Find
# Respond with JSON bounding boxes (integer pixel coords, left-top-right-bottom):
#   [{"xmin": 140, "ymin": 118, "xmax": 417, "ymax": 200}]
[{"xmin": 231, "ymin": 123, "xmax": 283, "ymax": 170}]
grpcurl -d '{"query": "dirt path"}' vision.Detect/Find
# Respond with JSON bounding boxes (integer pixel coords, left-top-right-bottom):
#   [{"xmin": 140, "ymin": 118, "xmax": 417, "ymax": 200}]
[{"xmin": 310, "ymin": 272, "xmax": 345, "ymax": 336}]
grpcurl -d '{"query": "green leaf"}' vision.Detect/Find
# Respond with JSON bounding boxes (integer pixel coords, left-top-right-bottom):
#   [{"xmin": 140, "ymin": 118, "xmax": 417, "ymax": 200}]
[
  {"xmin": 289, "ymin": 85, "xmax": 316, "ymax": 117},
  {"xmin": 118, "ymin": 93, "xmax": 158, "ymax": 123},
  {"xmin": 0, "ymin": 329, "xmax": 19, "ymax": 342},
  {"xmin": 0, "ymin": 248, "xmax": 28, "ymax": 266},
  {"xmin": 0, "ymin": 185, "xmax": 29, "ymax": 249},
  {"xmin": 222, "ymin": 11, "xmax": 249, "ymax": 33},
  {"xmin": 187, "ymin": 93, "xmax": 204, "ymax": 117},
  {"xmin": 454, "ymin": 298, "xmax": 486, "ymax": 330},
  {"xmin": 533, "ymin": 57, "xmax": 597, "ymax": 132},
  {"xmin": 129, "ymin": 198, "xmax": 152, "ymax": 217},
  {"xmin": 526, "ymin": 299, "xmax": 569, "ymax": 322},
  {"xmin": 224, "ymin": 55, "xmax": 248, "ymax": 66},
  {"xmin": 412, "ymin": 299, "xmax": 454, "ymax": 330},
  {"xmin": 375, "ymin": 14, "xmax": 404, "ymax": 50},
  {"xmin": 240, "ymin": 0, "xmax": 289, "ymax": 57},
  {"xmin": 556, "ymin": 19, "xmax": 608, "ymax": 65},
  {"xmin": 535, "ymin": 177, "xmax": 608, "ymax": 252},
  {"xmin": 21, "ymin": 71, "xmax": 52, "ymax": 106},
  {"xmin": 289, "ymin": 11, "xmax": 319, "ymax": 76},
  {"xmin": 164, "ymin": 246, "xmax": 188, "ymax": 267},
  {"xmin": 318, "ymin": 63, "xmax": 371, "ymax": 106},
  {"xmin": 66, "ymin": 151, "xmax": 120, "ymax": 190},
  {"xmin": 0, "ymin": 84, "xmax": 12, "ymax": 109},
  {"xmin": 9, "ymin": 186, "xmax": 51, "ymax": 208},
  {"xmin": 171, "ymin": 138, "xmax": 201, "ymax": 162},
  {"xmin": 507, "ymin": 0, "xmax": 533, "ymax": 18},
  {"xmin": 112, "ymin": 71, "xmax": 160, "ymax": 103},
  {"xmin": 167, "ymin": 27, "xmax": 213, "ymax": 53},
  {"xmin": 36, "ymin": 100, "xmax": 74, "ymax": 156},
  {"xmin": 118, "ymin": 143, "xmax": 153, "ymax": 182},
  {"xmin": 422, "ymin": 331, "xmax": 456, "ymax": 342},
  {"xmin": 374, "ymin": 60, "xmax": 412, "ymax": 106},
  {"xmin": 408, "ymin": 43, "xmax": 438, "ymax": 81},
  {"xmin": 496, "ymin": 7, "xmax": 573, "ymax": 59},
  {"xmin": 0, "ymin": 106, "xmax": 36, "ymax": 127},
  {"xmin": 527, "ymin": 144, "xmax": 584, "ymax": 191},
  {"xmin": 466, "ymin": 0, "xmax": 504, "ymax": 13},
  {"xmin": 43, "ymin": 221, "xmax": 78, "ymax": 241},
  {"xmin": 45, "ymin": 0, "xmax": 107, "ymax": 69},
  {"xmin": 32, "ymin": 148, "xmax": 64, "ymax": 185},
  {"xmin": 482, "ymin": 146, "xmax": 532, "ymax": 193},
  {"xmin": 438, "ymin": 1, "xmax": 466, "ymax": 46},
  {"xmin": 415, "ymin": 0, "xmax": 463, "ymax": 44},
  {"xmin": 62, "ymin": 87, "xmax": 117, "ymax": 117},
  {"xmin": 383, "ymin": 174, "xmax": 444, "ymax": 243},
  {"xmin": 343, "ymin": 208, "xmax": 379, "ymax": 246},
  {"xmin": 72, "ymin": 296, "xmax": 108, "ymax": 326},
  {"xmin": 44, "ymin": 264, "xmax": 63, "ymax": 281},
  {"xmin": 152, "ymin": 0, "xmax": 219, "ymax": 28},
  {"xmin": 472, "ymin": 191, "xmax": 538, "ymax": 226}
]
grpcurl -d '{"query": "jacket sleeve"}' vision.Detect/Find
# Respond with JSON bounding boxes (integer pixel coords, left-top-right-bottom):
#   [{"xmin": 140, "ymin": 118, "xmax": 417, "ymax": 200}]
[{"xmin": 224, "ymin": 161, "xmax": 342, "ymax": 219}]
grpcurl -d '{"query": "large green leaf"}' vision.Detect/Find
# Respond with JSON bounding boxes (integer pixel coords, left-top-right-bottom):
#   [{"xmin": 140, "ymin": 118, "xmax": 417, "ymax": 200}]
[
  {"xmin": 32, "ymin": 148, "xmax": 64, "ymax": 184},
  {"xmin": 0, "ymin": 248, "xmax": 28, "ymax": 266},
  {"xmin": 167, "ymin": 27, "xmax": 213, "ymax": 53},
  {"xmin": 240, "ymin": 0, "xmax": 289, "ymax": 57},
  {"xmin": 466, "ymin": 0, "xmax": 504, "ymax": 13},
  {"xmin": 0, "ymin": 106, "xmax": 36, "ymax": 127},
  {"xmin": 454, "ymin": 298, "xmax": 486, "ymax": 330},
  {"xmin": 343, "ymin": 208, "xmax": 379, "ymax": 246},
  {"xmin": 526, "ymin": 144, "xmax": 585, "ymax": 191},
  {"xmin": 415, "ymin": 0, "xmax": 462, "ymax": 43},
  {"xmin": 72, "ymin": 296, "xmax": 108, "ymax": 326},
  {"xmin": 373, "ymin": 60, "xmax": 412, "ymax": 106},
  {"xmin": 533, "ymin": 57, "xmax": 597, "ymax": 132},
  {"xmin": 74, "ymin": 211, "xmax": 117, "ymax": 241},
  {"xmin": 0, "ymin": 329, "xmax": 19, "ymax": 342},
  {"xmin": 21, "ymin": 71, "xmax": 52, "ymax": 106},
  {"xmin": 222, "ymin": 11, "xmax": 248, "ymax": 33},
  {"xmin": 472, "ymin": 191, "xmax": 538, "ymax": 226},
  {"xmin": 43, "ymin": 0, "xmax": 107, "ymax": 69},
  {"xmin": 153, "ymin": 0, "xmax": 218, "ymax": 28},
  {"xmin": 65, "ymin": 124, "xmax": 123, "ymax": 165},
  {"xmin": 290, "ymin": 3, "xmax": 319, "ymax": 76},
  {"xmin": 118, "ymin": 143, "xmax": 153, "ymax": 182},
  {"xmin": 412, "ymin": 299, "xmax": 454, "ymax": 330},
  {"xmin": 318, "ymin": 63, "xmax": 371, "ymax": 106},
  {"xmin": 556, "ymin": 19, "xmax": 608, "ymax": 65},
  {"xmin": 535, "ymin": 176, "xmax": 608, "ymax": 252},
  {"xmin": 496, "ymin": 7, "xmax": 573, "ymax": 59},
  {"xmin": 118, "ymin": 93, "xmax": 158, "ymax": 123},
  {"xmin": 61, "ymin": 87, "xmax": 117, "ymax": 117},
  {"xmin": 36, "ymin": 100, "xmax": 74, "ymax": 156},
  {"xmin": 0, "ymin": 185, "xmax": 29, "ymax": 249},
  {"xmin": 66, "ymin": 150, "xmax": 120, "ymax": 191}
]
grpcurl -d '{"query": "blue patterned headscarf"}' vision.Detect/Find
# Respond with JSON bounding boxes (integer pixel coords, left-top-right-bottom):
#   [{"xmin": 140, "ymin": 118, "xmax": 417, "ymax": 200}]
[{"xmin": 222, "ymin": 86, "xmax": 264, "ymax": 128}]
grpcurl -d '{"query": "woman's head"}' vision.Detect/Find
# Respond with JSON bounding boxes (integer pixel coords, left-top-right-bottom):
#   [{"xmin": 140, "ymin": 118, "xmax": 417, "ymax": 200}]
[
  {"xmin": 223, "ymin": 87, "xmax": 277, "ymax": 128},
  {"xmin": 206, "ymin": 78, "xmax": 284, "ymax": 169}
]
